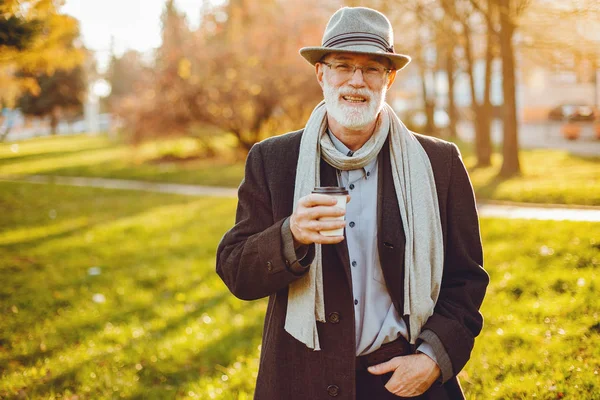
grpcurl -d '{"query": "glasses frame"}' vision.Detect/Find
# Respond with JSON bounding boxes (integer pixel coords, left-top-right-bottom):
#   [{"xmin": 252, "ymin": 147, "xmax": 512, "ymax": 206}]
[{"xmin": 319, "ymin": 61, "xmax": 393, "ymax": 84}]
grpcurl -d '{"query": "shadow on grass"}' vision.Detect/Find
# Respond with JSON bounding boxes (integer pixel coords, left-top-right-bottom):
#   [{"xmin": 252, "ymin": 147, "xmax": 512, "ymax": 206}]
[
  {"xmin": 129, "ymin": 321, "xmax": 263, "ymax": 400},
  {"xmin": 0, "ymin": 182, "xmax": 242, "ymax": 397},
  {"xmin": 35, "ymin": 159, "xmax": 245, "ymax": 188},
  {"xmin": 0, "ymin": 224, "xmax": 98, "ymax": 250},
  {"xmin": 5, "ymin": 292, "xmax": 246, "ymax": 399},
  {"xmin": 1, "ymin": 265, "xmax": 226, "ymax": 361},
  {"xmin": 474, "ymin": 174, "xmax": 509, "ymax": 201},
  {"xmin": 0, "ymin": 181, "xmax": 198, "ymax": 236},
  {"xmin": 0, "ymin": 145, "xmax": 117, "ymax": 167}
]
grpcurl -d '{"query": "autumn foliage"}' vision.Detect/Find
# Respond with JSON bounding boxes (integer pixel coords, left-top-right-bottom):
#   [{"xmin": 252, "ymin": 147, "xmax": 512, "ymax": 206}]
[
  {"xmin": 0, "ymin": 0, "xmax": 84, "ymax": 107},
  {"xmin": 116, "ymin": 0, "xmax": 334, "ymax": 151}
]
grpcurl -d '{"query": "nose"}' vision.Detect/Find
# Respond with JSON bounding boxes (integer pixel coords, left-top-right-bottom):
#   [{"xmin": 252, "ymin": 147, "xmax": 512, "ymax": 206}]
[{"xmin": 347, "ymin": 67, "xmax": 366, "ymax": 87}]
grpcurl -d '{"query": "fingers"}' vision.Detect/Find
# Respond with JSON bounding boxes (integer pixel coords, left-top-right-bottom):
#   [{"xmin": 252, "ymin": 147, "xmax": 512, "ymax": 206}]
[
  {"xmin": 299, "ymin": 193, "xmax": 339, "ymax": 207},
  {"xmin": 376, "ymin": 354, "xmax": 439, "ymax": 397},
  {"xmin": 291, "ymin": 216, "xmax": 346, "ymax": 245},
  {"xmin": 314, "ymin": 234, "xmax": 346, "ymax": 245},
  {"xmin": 367, "ymin": 356, "xmax": 401, "ymax": 375},
  {"xmin": 305, "ymin": 219, "xmax": 346, "ymax": 231},
  {"xmin": 291, "ymin": 194, "xmax": 347, "ymax": 245},
  {"xmin": 300, "ymin": 205, "xmax": 345, "ymax": 220}
]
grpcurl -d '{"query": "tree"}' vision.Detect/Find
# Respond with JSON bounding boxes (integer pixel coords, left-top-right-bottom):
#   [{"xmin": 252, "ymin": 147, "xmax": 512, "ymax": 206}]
[
  {"xmin": 18, "ymin": 66, "xmax": 85, "ymax": 134},
  {"xmin": 495, "ymin": 0, "xmax": 528, "ymax": 177},
  {"xmin": 189, "ymin": 0, "xmax": 329, "ymax": 150},
  {"xmin": 0, "ymin": 13, "xmax": 40, "ymax": 50},
  {"xmin": 120, "ymin": 0, "xmax": 331, "ymax": 153},
  {"xmin": 1, "ymin": 0, "xmax": 84, "ymax": 141},
  {"xmin": 106, "ymin": 49, "xmax": 150, "ymax": 118},
  {"xmin": 118, "ymin": 0, "xmax": 198, "ymax": 144},
  {"xmin": 0, "ymin": 0, "xmax": 85, "ymax": 108}
]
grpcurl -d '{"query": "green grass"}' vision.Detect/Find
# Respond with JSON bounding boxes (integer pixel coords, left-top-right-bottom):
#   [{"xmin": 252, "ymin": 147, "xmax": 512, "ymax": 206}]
[
  {"xmin": 463, "ymin": 150, "xmax": 600, "ymax": 206},
  {"xmin": 0, "ymin": 180, "xmax": 599, "ymax": 398},
  {"xmin": 1, "ymin": 134, "xmax": 599, "ymax": 205},
  {"xmin": 0, "ymin": 182, "xmax": 259, "ymax": 399},
  {"xmin": 0, "ymin": 134, "xmax": 245, "ymax": 188},
  {"xmin": 463, "ymin": 218, "xmax": 600, "ymax": 399}
]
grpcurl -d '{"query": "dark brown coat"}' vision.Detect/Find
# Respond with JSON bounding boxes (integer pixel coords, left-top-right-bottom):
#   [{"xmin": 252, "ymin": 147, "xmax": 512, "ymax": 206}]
[{"xmin": 216, "ymin": 129, "xmax": 489, "ymax": 399}]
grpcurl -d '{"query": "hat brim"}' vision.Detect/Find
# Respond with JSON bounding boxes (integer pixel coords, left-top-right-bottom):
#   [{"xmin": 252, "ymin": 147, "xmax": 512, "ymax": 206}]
[{"xmin": 299, "ymin": 46, "xmax": 411, "ymax": 71}]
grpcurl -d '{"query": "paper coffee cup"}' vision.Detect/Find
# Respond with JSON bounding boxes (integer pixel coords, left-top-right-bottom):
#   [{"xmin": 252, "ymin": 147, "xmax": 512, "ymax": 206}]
[{"xmin": 312, "ymin": 187, "xmax": 348, "ymax": 237}]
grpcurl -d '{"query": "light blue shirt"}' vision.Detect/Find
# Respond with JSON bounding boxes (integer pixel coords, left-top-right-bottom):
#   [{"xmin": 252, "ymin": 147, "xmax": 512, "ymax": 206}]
[{"xmin": 327, "ymin": 131, "xmax": 438, "ymax": 365}]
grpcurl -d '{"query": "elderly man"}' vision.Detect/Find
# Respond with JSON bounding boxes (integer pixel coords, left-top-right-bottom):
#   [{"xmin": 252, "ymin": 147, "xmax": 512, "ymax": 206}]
[{"xmin": 216, "ymin": 6, "xmax": 488, "ymax": 400}]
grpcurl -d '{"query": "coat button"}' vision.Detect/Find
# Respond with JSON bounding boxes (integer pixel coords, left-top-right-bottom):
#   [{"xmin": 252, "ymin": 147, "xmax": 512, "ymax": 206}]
[
  {"xmin": 328, "ymin": 312, "xmax": 340, "ymax": 324},
  {"xmin": 327, "ymin": 385, "xmax": 339, "ymax": 397},
  {"xmin": 266, "ymin": 261, "xmax": 273, "ymax": 271},
  {"xmin": 285, "ymin": 259, "xmax": 290, "ymax": 267}
]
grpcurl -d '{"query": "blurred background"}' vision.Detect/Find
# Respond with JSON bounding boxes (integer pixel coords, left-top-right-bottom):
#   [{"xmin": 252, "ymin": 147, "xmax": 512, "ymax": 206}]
[{"xmin": 0, "ymin": 0, "xmax": 599, "ymax": 399}]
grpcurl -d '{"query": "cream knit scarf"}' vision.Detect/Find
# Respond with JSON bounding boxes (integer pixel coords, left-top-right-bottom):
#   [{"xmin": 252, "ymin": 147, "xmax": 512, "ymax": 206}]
[{"xmin": 284, "ymin": 101, "xmax": 444, "ymax": 350}]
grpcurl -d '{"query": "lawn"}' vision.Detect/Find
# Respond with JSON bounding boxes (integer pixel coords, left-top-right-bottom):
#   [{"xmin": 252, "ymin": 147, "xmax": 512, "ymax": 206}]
[
  {"xmin": 463, "ymin": 150, "xmax": 600, "ymax": 207},
  {"xmin": 0, "ymin": 181, "xmax": 598, "ymax": 399},
  {"xmin": 1, "ymin": 134, "xmax": 599, "ymax": 205},
  {"xmin": 0, "ymin": 134, "xmax": 245, "ymax": 188}
]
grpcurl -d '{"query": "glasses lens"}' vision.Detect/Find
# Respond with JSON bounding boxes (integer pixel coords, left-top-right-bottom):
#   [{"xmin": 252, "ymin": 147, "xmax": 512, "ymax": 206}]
[{"xmin": 329, "ymin": 62, "xmax": 386, "ymax": 83}]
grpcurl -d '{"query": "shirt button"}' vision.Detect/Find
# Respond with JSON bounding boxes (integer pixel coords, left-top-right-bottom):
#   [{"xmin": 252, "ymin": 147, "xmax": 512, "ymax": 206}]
[
  {"xmin": 349, "ymin": 221, "xmax": 355, "ymax": 228},
  {"xmin": 351, "ymin": 260, "xmax": 357, "ymax": 267},
  {"xmin": 349, "ymin": 183, "xmax": 355, "ymax": 190},
  {"xmin": 328, "ymin": 312, "xmax": 340, "ymax": 324},
  {"xmin": 266, "ymin": 261, "xmax": 273, "ymax": 271},
  {"xmin": 367, "ymin": 171, "xmax": 370, "ymax": 177},
  {"xmin": 354, "ymin": 299, "xmax": 358, "ymax": 305},
  {"xmin": 327, "ymin": 385, "xmax": 340, "ymax": 397}
]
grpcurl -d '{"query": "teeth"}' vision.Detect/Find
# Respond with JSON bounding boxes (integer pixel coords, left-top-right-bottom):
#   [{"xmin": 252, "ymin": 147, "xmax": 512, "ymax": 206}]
[{"xmin": 343, "ymin": 96, "xmax": 366, "ymax": 102}]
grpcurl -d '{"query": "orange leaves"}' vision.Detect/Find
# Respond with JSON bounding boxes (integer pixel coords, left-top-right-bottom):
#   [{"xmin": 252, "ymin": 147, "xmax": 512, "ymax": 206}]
[{"xmin": 178, "ymin": 58, "xmax": 191, "ymax": 80}]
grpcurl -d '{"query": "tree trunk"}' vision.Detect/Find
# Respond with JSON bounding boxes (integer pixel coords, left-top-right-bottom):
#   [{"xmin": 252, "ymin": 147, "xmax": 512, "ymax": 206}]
[
  {"xmin": 0, "ymin": 125, "xmax": 12, "ymax": 142},
  {"xmin": 419, "ymin": 60, "xmax": 436, "ymax": 136},
  {"xmin": 50, "ymin": 111, "xmax": 58, "ymax": 136},
  {"xmin": 463, "ymin": 25, "xmax": 482, "ymax": 158},
  {"xmin": 478, "ymin": 2, "xmax": 495, "ymax": 167},
  {"xmin": 446, "ymin": 47, "xmax": 457, "ymax": 139},
  {"xmin": 498, "ymin": 0, "xmax": 521, "ymax": 177},
  {"xmin": 440, "ymin": 0, "xmax": 457, "ymax": 139}
]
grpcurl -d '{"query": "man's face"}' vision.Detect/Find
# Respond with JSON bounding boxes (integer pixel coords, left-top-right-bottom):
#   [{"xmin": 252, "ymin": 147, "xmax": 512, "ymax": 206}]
[{"xmin": 317, "ymin": 53, "xmax": 395, "ymax": 130}]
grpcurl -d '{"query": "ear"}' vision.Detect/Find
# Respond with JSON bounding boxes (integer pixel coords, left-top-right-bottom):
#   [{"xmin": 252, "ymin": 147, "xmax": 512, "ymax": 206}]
[
  {"xmin": 316, "ymin": 63, "xmax": 325, "ymax": 89},
  {"xmin": 386, "ymin": 69, "xmax": 397, "ymax": 90}
]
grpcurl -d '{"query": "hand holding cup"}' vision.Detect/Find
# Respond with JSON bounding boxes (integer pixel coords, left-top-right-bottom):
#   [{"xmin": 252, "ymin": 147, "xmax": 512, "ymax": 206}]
[{"xmin": 290, "ymin": 187, "xmax": 349, "ymax": 245}]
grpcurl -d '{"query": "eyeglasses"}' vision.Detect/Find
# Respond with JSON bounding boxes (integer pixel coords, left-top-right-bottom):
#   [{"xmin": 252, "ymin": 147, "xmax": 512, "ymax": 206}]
[{"xmin": 320, "ymin": 61, "xmax": 392, "ymax": 83}]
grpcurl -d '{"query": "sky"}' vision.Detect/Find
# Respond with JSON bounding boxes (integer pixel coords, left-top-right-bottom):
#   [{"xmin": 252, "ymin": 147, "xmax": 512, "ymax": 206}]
[{"xmin": 61, "ymin": 0, "xmax": 207, "ymax": 72}]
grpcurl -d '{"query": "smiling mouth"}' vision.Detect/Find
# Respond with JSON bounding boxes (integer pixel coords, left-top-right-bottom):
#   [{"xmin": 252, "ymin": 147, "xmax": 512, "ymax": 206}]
[{"xmin": 342, "ymin": 95, "xmax": 367, "ymax": 103}]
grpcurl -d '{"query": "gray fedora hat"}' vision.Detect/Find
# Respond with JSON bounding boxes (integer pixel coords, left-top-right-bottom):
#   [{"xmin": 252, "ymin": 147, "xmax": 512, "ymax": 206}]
[{"xmin": 299, "ymin": 7, "xmax": 411, "ymax": 71}]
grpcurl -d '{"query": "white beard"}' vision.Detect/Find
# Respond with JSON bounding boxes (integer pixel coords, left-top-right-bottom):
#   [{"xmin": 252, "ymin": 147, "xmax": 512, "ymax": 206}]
[{"xmin": 322, "ymin": 77, "xmax": 387, "ymax": 130}]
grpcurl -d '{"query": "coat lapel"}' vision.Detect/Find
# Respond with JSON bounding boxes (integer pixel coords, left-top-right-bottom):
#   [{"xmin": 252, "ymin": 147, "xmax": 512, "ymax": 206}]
[
  {"xmin": 320, "ymin": 158, "xmax": 353, "ymax": 288},
  {"xmin": 377, "ymin": 138, "xmax": 407, "ymax": 317}
]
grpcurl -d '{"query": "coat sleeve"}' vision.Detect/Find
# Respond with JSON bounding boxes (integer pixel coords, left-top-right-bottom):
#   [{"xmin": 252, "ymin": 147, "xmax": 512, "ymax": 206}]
[
  {"xmin": 419, "ymin": 143, "xmax": 489, "ymax": 381},
  {"xmin": 216, "ymin": 142, "xmax": 313, "ymax": 301}
]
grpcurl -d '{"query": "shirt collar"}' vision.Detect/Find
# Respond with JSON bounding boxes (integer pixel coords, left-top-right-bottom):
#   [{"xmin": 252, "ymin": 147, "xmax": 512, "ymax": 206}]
[
  {"xmin": 327, "ymin": 129, "xmax": 354, "ymax": 157},
  {"xmin": 327, "ymin": 129, "xmax": 378, "ymax": 175}
]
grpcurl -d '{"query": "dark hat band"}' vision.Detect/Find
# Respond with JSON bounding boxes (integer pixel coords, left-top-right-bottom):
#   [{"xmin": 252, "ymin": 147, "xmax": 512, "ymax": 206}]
[{"xmin": 323, "ymin": 32, "xmax": 394, "ymax": 53}]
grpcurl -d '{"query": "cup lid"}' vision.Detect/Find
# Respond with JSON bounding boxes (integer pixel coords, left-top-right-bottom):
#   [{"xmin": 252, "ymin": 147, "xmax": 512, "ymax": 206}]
[{"xmin": 312, "ymin": 186, "xmax": 349, "ymax": 195}]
